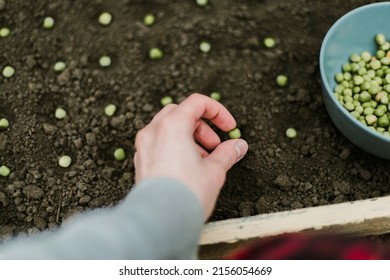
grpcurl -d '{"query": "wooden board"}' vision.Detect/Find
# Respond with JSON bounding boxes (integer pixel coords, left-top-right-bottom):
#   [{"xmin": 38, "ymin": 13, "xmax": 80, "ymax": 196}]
[{"xmin": 200, "ymin": 196, "xmax": 390, "ymax": 246}]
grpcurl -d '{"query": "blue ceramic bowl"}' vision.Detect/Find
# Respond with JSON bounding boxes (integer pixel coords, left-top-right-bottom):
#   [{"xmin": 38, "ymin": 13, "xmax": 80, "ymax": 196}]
[{"xmin": 320, "ymin": 2, "xmax": 390, "ymax": 159}]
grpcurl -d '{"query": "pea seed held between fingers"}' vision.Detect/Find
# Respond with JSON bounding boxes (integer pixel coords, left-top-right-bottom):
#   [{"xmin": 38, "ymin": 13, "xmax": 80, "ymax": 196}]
[
  {"xmin": 229, "ymin": 128, "xmax": 241, "ymax": 139},
  {"xmin": 210, "ymin": 92, "xmax": 221, "ymax": 101},
  {"xmin": 160, "ymin": 96, "xmax": 173, "ymax": 106}
]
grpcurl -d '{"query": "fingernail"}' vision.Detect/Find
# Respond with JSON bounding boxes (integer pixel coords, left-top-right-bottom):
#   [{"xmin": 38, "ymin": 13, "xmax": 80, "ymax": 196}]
[{"xmin": 235, "ymin": 139, "xmax": 248, "ymax": 162}]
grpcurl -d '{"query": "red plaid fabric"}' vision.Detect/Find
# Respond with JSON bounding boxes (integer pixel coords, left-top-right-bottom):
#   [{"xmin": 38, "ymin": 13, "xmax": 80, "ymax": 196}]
[{"xmin": 225, "ymin": 233, "xmax": 390, "ymax": 260}]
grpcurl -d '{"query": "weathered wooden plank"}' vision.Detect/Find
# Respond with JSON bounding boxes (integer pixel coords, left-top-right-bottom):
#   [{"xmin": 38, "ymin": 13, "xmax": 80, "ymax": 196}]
[{"xmin": 200, "ymin": 196, "xmax": 390, "ymax": 245}]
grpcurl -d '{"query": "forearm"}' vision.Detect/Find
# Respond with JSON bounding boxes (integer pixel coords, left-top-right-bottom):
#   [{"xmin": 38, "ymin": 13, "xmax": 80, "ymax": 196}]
[{"xmin": 0, "ymin": 178, "xmax": 204, "ymax": 259}]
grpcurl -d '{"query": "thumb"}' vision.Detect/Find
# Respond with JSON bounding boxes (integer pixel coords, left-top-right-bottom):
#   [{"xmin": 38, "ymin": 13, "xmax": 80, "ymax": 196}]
[{"xmin": 207, "ymin": 139, "xmax": 248, "ymax": 171}]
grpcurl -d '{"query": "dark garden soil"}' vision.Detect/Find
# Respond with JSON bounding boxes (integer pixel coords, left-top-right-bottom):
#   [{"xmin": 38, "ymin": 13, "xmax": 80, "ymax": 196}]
[{"xmin": 1, "ymin": 0, "xmax": 390, "ymax": 240}]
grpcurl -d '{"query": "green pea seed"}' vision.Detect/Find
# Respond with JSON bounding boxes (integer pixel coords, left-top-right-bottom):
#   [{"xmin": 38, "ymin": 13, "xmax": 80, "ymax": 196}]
[
  {"xmin": 335, "ymin": 73, "xmax": 344, "ymax": 83},
  {"xmin": 355, "ymin": 105, "xmax": 363, "ymax": 114},
  {"xmin": 114, "ymin": 148, "xmax": 126, "ymax": 161},
  {"xmin": 343, "ymin": 95, "xmax": 353, "ymax": 103},
  {"xmin": 351, "ymin": 63, "xmax": 360, "ymax": 72},
  {"xmin": 99, "ymin": 55, "xmax": 111, "ymax": 67},
  {"xmin": 335, "ymin": 85, "xmax": 344, "ymax": 94},
  {"xmin": 285, "ymin": 128, "xmax": 297, "ymax": 139},
  {"xmin": 363, "ymin": 107, "xmax": 374, "ymax": 116},
  {"xmin": 2, "ymin": 66, "xmax": 15, "ymax": 78},
  {"xmin": 104, "ymin": 104, "xmax": 116, "ymax": 116},
  {"xmin": 377, "ymin": 127, "xmax": 385, "ymax": 133},
  {"xmin": 343, "ymin": 72, "xmax": 351, "ymax": 81},
  {"xmin": 353, "ymin": 87, "xmax": 361, "ymax": 94},
  {"xmin": 343, "ymin": 63, "xmax": 352, "ymax": 72},
  {"xmin": 375, "ymin": 91, "xmax": 386, "ymax": 102},
  {"xmin": 381, "ymin": 94, "xmax": 390, "ymax": 105},
  {"xmin": 352, "ymin": 98, "xmax": 359, "ymax": 105},
  {"xmin": 276, "ymin": 75, "xmax": 288, "ymax": 87},
  {"xmin": 200, "ymin": 41, "xmax": 211, "ymax": 53},
  {"xmin": 381, "ymin": 42, "xmax": 390, "ymax": 51},
  {"xmin": 378, "ymin": 114, "xmax": 390, "ymax": 127},
  {"xmin": 385, "ymin": 74, "xmax": 390, "ymax": 84},
  {"xmin": 341, "ymin": 81, "xmax": 350, "ymax": 88},
  {"xmin": 210, "ymin": 92, "xmax": 221, "ymax": 101},
  {"xmin": 263, "ymin": 37, "xmax": 276, "ymax": 48},
  {"xmin": 161, "ymin": 96, "xmax": 173, "ymax": 106},
  {"xmin": 0, "ymin": 27, "xmax": 10, "ymax": 38},
  {"xmin": 55, "ymin": 108, "xmax": 67, "ymax": 119},
  {"xmin": 384, "ymin": 84, "xmax": 390, "ymax": 93},
  {"xmin": 344, "ymin": 102, "xmax": 354, "ymax": 111},
  {"xmin": 99, "ymin": 12, "xmax": 112, "ymax": 26},
  {"xmin": 362, "ymin": 101, "xmax": 372, "ymax": 108},
  {"xmin": 365, "ymin": 114, "xmax": 377, "ymax": 126},
  {"xmin": 381, "ymin": 57, "xmax": 390, "ymax": 66},
  {"xmin": 0, "ymin": 165, "xmax": 10, "ymax": 177},
  {"xmin": 350, "ymin": 111, "xmax": 360, "ymax": 119},
  {"xmin": 368, "ymin": 86, "xmax": 379, "ymax": 95},
  {"xmin": 358, "ymin": 68, "xmax": 367, "ymax": 76},
  {"xmin": 0, "ymin": 118, "xmax": 9, "ymax": 130},
  {"xmin": 361, "ymin": 51, "xmax": 372, "ymax": 62},
  {"xmin": 43, "ymin": 17, "xmax": 54, "ymax": 29},
  {"xmin": 54, "ymin": 61, "xmax": 66, "ymax": 72},
  {"xmin": 196, "ymin": 0, "xmax": 208, "ymax": 6},
  {"xmin": 149, "ymin": 48, "xmax": 163, "ymax": 60},
  {"xmin": 376, "ymin": 33, "xmax": 386, "ymax": 46},
  {"xmin": 359, "ymin": 92, "xmax": 371, "ymax": 103},
  {"xmin": 144, "ymin": 14, "xmax": 155, "ymax": 26},
  {"xmin": 375, "ymin": 107, "xmax": 385, "ymax": 117},
  {"xmin": 350, "ymin": 53, "xmax": 361, "ymax": 62},
  {"xmin": 229, "ymin": 128, "xmax": 242, "ymax": 139},
  {"xmin": 377, "ymin": 50, "xmax": 386, "ymax": 59},
  {"xmin": 58, "ymin": 155, "xmax": 72, "ymax": 168},
  {"xmin": 370, "ymin": 60, "xmax": 382, "ymax": 70},
  {"xmin": 358, "ymin": 60, "xmax": 366, "ymax": 68},
  {"xmin": 353, "ymin": 75, "xmax": 364, "ymax": 85}
]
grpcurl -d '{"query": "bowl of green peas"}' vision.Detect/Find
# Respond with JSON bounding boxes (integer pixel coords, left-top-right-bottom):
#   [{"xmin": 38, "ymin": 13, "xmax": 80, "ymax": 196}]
[{"xmin": 320, "ymin": 2, "xmax": 390, "ymax": 159}]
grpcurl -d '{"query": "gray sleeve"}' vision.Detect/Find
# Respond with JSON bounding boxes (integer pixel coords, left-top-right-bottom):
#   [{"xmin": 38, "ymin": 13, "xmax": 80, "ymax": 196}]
[{"xmin": 0, "ymin": 177, "xmax": 204, "ymax": 259}]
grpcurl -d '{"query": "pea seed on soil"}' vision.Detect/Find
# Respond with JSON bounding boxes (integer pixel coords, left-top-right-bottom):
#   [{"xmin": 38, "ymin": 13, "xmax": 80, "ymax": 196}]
[{"xmin": 1, "ymin": 0, "xmax": 390, "ymax": 246}]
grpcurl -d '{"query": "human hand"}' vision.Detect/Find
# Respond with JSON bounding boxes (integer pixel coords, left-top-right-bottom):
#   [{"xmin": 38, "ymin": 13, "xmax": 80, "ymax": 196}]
[{"xmin": 134, "ymin": 93, "xmax": 248, "ymax": 219}]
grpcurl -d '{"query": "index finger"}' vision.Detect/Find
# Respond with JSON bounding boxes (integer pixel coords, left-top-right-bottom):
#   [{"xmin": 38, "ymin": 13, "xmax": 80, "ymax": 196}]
[{"xmin": 176, "ymin": 93, "xmax": 237, "ymax": 132}]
